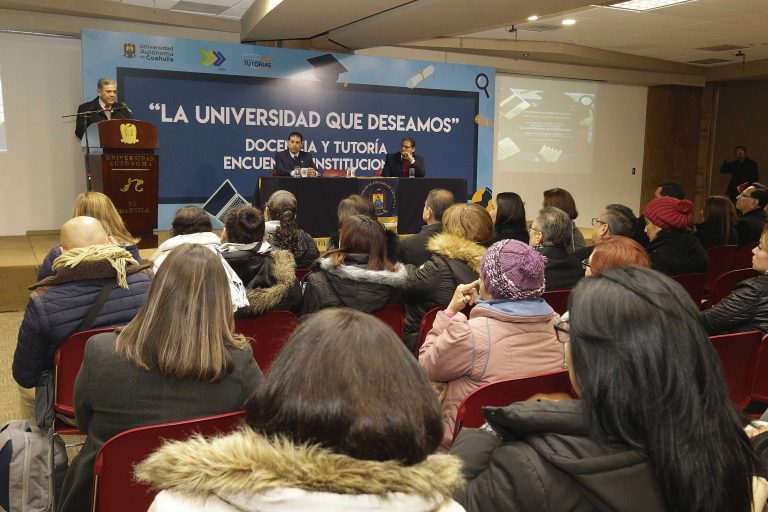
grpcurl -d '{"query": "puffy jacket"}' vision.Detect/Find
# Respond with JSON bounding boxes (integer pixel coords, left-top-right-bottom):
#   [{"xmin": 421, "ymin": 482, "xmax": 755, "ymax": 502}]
[
  {"xmin": 700, "ymin": 275, "xmax": 768, "ymax": 335},
  {"xmin": 537, "ymin": 245, "xmax": 584, "ymax": 291},
  {"xmin": 300, "ymin": 254, "xmax": 408, "ymax": 315},
  {"xmin": 403, "ymin": 233, "xmax": 486, "ymax": 340},
  {"xmin": 646, "ymin": 230, "xmax": 709, "ymax": 276},
  {"xmin": 268, "ymin": 228, "xmax": 319, "ymax": 269},
  {"xmin": 419, "ymin": 300, "xmax": 562, "ymax": 451},
  {"xmin": 13, "ymin": 261, "xmax": 151, "ymax": 388},
  {"xmin": 37, "ymin": 243, "xmax": 142, "ymax": 281},
  {"xmin": 451, "ymin": 400, "xmax": 666, "ymax": 512}
]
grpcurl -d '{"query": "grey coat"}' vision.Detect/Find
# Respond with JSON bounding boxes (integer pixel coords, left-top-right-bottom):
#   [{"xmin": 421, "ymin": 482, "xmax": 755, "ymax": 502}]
[{"xmin": 58, "ymin": 332, "xmax": 263, "ymax": 512}]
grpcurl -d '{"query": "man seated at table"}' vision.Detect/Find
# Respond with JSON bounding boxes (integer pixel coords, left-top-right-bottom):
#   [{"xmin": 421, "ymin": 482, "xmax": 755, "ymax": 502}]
[
  {"xmin": 273, "ymin": 131, "xmax": 318, "ymax": 177},
  {"xmin": 382, "ymin": 136, "xmax": 426, "ymax": 178}
]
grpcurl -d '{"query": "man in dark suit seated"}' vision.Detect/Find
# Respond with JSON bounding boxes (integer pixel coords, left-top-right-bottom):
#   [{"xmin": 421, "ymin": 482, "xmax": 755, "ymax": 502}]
[
  {"xmin": 273, "ymin": 131, "xmax": 317, "ymax": 177},
  {"xmin": 399, "ymin": 188, "xmax": 454, "ymax": 266},
  {"xmin": 735, "ymin": 185, "xmax": 768, "ymax": 245},
  {"xmin": 381, "ymin": 136, "xmax": 426, "ymax": 177},
  {"xmin": 75, "ymin": 77, "xmax": 133, "ymax": 140}
]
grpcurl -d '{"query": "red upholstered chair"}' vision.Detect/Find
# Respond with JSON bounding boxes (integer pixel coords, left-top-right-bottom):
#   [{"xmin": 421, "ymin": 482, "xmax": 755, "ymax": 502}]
[
  {"xmin": 732, "ymin": 242, "xmax": 758, "ymax": 271},
  {"xmin": 704, "ymin": 245, "xmax": 738, "ymax": 293},
  {"xmin": 710, "ymin": 331, "xmax": 762, "ymax": 409},
  {"xmin": 54, "ymin": 327, "xmax": 116, "ymax": 435},
  {"xmin": 321, "ymin": 169, "xmax": 347, "ymax": 177},
  {"xmin": 704, "ymin": 268, "xmax": 759, "ymax": 309},
  {"xmin": 91, "ymin": 411, "xmax": 245, "ymax": 512},
  {"xmin": 671, "ymin": 273, "xmax": 706, "ymax": 305},
  {"xmin": 294, "ymin": 268, "xmax": 311, "ymax": 282},
  {"xmin": 234, "ymin": 311, "xmax": 298, "ymax": 374},
  {"xmin": 414, "ymin": 304, "xmax": 475, "ymax": 356},
  {"xmin": 371, "ymin": 304, "xmax": 405, "ymax": 337},
  {"xmin": 452, "ymin": 370, "xmax": 573, "ymax": 442},
  {"xmin": 542, "ymin": 289, "xmax": 571, "ymax": 315},
  {"xmin": 750, "ymin": 334, "xmax": 768, "ymax": 403}
]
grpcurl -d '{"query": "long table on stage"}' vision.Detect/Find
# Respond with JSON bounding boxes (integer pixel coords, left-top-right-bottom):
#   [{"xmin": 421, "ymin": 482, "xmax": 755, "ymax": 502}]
[{"xmin": 254, "ymin": 177, "xmax": 467, "ymax": 238}]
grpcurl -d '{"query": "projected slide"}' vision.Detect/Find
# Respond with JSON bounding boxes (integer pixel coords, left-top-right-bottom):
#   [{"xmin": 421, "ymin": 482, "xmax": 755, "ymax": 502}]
[{"xmin": 496, "ymin": 75, "xmax": 597, "ymax": 174}]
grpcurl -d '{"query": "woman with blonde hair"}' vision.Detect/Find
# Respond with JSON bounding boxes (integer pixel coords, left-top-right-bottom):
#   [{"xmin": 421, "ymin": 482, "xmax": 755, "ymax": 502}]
[
  {"xmin": 37, "ymin": 191, "xmax": 141, "ymax": 280},
  {"xmin": 403, "ymin": 203, "xmax": 493, "ymax": 348},
  {"xmin": 58, "ymin": 244, "xmax": 263, "ymax": 512}
]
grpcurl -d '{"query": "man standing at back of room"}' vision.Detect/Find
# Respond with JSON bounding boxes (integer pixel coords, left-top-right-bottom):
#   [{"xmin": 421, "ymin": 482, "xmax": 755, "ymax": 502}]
[
  {"xmin": 382, "ymin": 136, "xmax": 426, "ymax": 177},
  {"xmin": 399, "ymin": 188, "xmax": 454, "ymax": 266},
  {"xmin": 273, "ymin": 131, "xmax": 318, "ymax": 177},
  {"xmin": 75, "ymin": 78, "xmax": 133, "ymax": 140},
  {"xmin": 721, "ymin": 145, "xmax": 759, "ymax": 203}
]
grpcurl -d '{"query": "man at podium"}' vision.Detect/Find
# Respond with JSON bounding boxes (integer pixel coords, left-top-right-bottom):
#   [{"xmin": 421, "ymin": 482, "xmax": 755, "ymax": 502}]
[{"xmin": 75, "ymin": 78, "xmax": 133, "ymax": 139}]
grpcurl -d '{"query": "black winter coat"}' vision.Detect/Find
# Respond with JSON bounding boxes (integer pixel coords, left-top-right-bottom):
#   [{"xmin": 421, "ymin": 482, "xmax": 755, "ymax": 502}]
[
  {"xmin": 694, "ymin": 221, "xmax": 738, "ymax": 249},
  {"xmin": 451, "ymin": 400, "xmax": 666, "ymax": 512},
  {"xmin": 646, "ymin": 230, "xmax": 709, "ymax": 276},
  {"xmin": 736, "ymin": 208, "xmax": 768, "ymax": 246},
  {"xmin": 700, "ymin": 275, "xmax": 768, "ymax": 335},
  {"xmin": 537, "ymin": 245, "xmax": 584, "ymax": 291},
  {"xmin": 493, "ymin": 222, "xmax": 528, "ymax": 245},
  {"xmin": 268, "ymin": 229, "xmax": 319, "ymax": 269}
]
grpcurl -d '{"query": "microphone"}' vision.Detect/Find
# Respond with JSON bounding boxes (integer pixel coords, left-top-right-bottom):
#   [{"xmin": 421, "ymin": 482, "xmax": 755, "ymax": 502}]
[{"xmin": 112, "ymin": 102, "xmax": 132, "ymax": 114}]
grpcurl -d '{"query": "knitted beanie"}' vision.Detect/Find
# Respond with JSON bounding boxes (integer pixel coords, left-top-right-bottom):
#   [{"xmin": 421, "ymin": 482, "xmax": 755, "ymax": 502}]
[
  {"xmin": 643, "ymin": 196, "xmax": 693, "ymax": 230},
  {"xmin": 480, "ymin": 239, "xmax": 546, "ymax": 300}
]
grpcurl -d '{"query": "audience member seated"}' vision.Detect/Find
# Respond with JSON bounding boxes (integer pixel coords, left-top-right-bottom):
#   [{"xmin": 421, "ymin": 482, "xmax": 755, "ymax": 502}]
[
  {"xmin": 400, "ymin": 188, "xmax": 455, "ymax": 266},
  {"xmin": 301, "ymin": 215, "xmax": 407, "ymax": 315},
  {"xmin": 606, "ymin": 202, "xmax": 648, "ymax": 247},
  {"xmin": 489, "ymin": 192, "xmax": 527, "ymax": 244},
  {"xmin": 644, "ymin": 196, "xmax": 709, "ymax": 276},
  {"xmin": 529, "ymin": 206, "xmax": 584, "ymax": 291},
  {"xmin": 451, "ymin": 266, "xmax": 763, "ymax": 512},
  {"xmin": 695, "ymin": 195, "xmax": 739, "ymax": 248},
  {"xmin": 136, "ymin": 308, "xmax": 464, "ymax": 512},
  {"xmin": 12, "ymin": 216, "xmax": 151, "ymax": 419},
  {"xmin": 419, "ymin": 239, "xmax": 562, "ymax": 451},
  {"xmin": 574, "ymin": 205, "xmax": 635, "ymax": 261},
  {"xmin": 218, "ymin": 206, "xmax": 301, "ymax": 316},
  {"xmin": 735, "ymin": 185, "xmax": 768, "ymax": 246},
  {"xmin": 150, "ymin": 205, "xmax": 248, "ymax": 309},
  {"xmin": 263, "ymin": 190, "xmax": 320, "ymax": 269},
  {"xmin": 328, "ymin": 194, "xmax": 400, "ymax": 262},
  {"xmin": 636, "ymin": 182, "xmax": 687, "ymax": 247},
  {"xmin": 542, "ymin": 188, "xmax": 585, "ymax": 253},
  {"xmin": 700, "ymin": 225, "xmax": 768, "ymax": 335},
  {"xmin": 404, "ymin": 203, "xmax": 493, "ymax": 349},
  {"xmin": 58, "ymin": 244, "xmax": 263, "ymax": 512},
  {"xmin": 38, "ymin": 192, "xmax": 142, "ymax": 280},
  {"xmin": 584, "ymin": 235, "xmax": 651, "ymax": 277}
]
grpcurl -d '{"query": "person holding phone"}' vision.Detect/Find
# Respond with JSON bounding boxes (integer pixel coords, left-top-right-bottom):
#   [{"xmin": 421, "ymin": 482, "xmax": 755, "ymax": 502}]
[
  {"xmin": 418, "ymin": 239, "xmax": 563, "ymax": 451},
  {"xmin": 382, "ymin": 136, "xmax": 426, "ymax": 177}
]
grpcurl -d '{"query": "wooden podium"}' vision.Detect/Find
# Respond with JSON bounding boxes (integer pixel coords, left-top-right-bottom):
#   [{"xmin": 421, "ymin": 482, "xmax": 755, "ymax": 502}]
[{"xmin": 86, "ymin": 119, "xmax": 159, "ymax": 248}]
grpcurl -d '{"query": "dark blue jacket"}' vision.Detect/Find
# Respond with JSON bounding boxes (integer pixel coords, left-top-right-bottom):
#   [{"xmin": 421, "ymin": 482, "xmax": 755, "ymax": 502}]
[
  {"xmin": 13, "ymin": 270, "xmax": 151, "ymax": 388},
  {"xmin": 273, "ymin": 150, "xmax": 315, "ymax": 176}
]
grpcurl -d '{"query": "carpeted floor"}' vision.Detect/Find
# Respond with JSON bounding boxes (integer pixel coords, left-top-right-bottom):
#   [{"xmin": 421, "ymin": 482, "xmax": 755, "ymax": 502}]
[{"xmin": 0, "ymin": 311, "xmax": 24, "ymax": 425}]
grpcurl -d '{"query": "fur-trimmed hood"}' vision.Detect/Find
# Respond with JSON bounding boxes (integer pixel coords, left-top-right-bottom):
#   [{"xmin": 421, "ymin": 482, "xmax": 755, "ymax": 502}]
[
  {"xmin": 240, "ymin": 249, "xmax": 297, "ymax": 315},
  {"xmin": 135, "ymin": 428, "xmax": 465, "ymax": 511},
  {"xmin": 426, "ymin": 233, "xmax": 485, "ymax": 274},
  {"xmin": 319, "ymin": 256, "xmax": 408, "ymax": 287}
]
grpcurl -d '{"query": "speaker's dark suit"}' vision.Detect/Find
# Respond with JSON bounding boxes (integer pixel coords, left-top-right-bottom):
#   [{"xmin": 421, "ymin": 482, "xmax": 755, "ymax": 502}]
[
  {"xmin": 74, "ymin": 98, "xmax": 133, "ymax": 140},
  {"xmin": 381, "ymin": 152, "xmax": 426, "ymax": 177},
  {"xmin": 273, "ymin": 150, "xmax": 316, "ymax": 176}
]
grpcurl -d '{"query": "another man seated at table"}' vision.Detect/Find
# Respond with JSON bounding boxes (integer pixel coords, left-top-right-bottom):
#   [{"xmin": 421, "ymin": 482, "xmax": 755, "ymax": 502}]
[
  {"xmin": 382, "ymin": 136, "xmax": 426, "ymax": 178},
  {"xmin": 273, "ymin": 131, "xmax": 317, "ymax": 177},
  {"xmin": 399, "ymin": 188, "xmax": 454, "ymax": 266}
]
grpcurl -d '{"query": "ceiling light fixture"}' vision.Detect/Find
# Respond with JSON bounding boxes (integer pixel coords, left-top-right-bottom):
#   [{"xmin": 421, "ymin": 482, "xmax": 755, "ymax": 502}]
[
  {"xmin": 562, "ymin": 19, "xmax": 577, "ymax": 25},
  {"xmin": 604, "ymin": 0, "xmax": 696, "ymax": 12},
  {"xmin": 527, "ymin": 15, "xmax": 539, "ymax": 21}
]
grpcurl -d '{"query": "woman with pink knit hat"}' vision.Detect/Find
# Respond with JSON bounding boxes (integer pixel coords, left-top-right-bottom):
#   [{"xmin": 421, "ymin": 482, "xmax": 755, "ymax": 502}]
[
  {"xmin": 644, "ymin": 196, "xmax": 709, "ymax": 276},
  {"xmin": 419, "ymin": 239, "xmax": 563, "ymax": 451}
]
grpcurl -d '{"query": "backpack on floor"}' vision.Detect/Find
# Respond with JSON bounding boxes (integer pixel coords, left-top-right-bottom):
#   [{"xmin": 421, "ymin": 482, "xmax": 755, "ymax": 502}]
[{"xmin": 0, "ymin": 420, "xmax": 68, "ymax": 512}]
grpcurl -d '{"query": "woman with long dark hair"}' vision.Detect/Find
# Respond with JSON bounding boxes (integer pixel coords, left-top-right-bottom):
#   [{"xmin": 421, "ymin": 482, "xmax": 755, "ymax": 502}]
[
  {"xmin": 452, "ymin": 266, "xmax": 764, "ymax": 512},
  {"xmin": 695, "ymin": 195, "xmax": 739, "ymax": 248},
  {"xmin": 489, "ymin": 192, "xmax": 527, "ymax": 244},
  {"xmin": 137, "ymin": 309, "xmax": 465, "ymax": 511}
]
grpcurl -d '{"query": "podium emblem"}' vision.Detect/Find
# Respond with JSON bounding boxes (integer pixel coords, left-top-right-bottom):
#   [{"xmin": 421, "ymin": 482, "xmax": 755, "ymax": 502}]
[
  {"xmin": 120, "ymin": 123, "xmax": 139, "ymax": 144},
  {"xmin": 120, "ymin": 178, "xmax": 145, "ymax": 193}
]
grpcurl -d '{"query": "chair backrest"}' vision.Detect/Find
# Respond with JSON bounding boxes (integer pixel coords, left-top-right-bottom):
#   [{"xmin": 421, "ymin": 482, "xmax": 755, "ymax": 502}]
[
  {"xmin": 751, "ymin": 334, "xmax": 768, "ymax": 403},
  {"xmin": 710, "ymin": 330, "xmax": 762, "ymax": 409},
  {"xmin": 704, "ymin": 245, "xmax": 738, "ymax": 292},
  {"xmin": 452, "ymin": 370, "xmax": 572, "ymax": 441},
  {"xmin": 91, "ymin": 410, "xmax": 245, "ymax": 512},
  {"xmin": 706, "ymin": 268, "xmax": 760, "ymax": 308},
  {"xmin": 234, "ymin": 311, "xmax": 298, "ymax": 374},
  {"xmin": 671, "ymin": 273, "xmax": 706, "ymax": 305},
  {"xmin": 54, "ymin": 327, "xmax": 116, "ymax": 417},
  {"xmin": 415, "ymin": 306, "xmax": 443, "ymax": 355},
  {"xmin": 542, "ymin": 289, "xmax": 571, "ymax": 315},
  {"xmin": 732, "ymin": 242, "xmax": 758, "ymax": 271},
  {"xmin": 371, "ymin": 304, "xmax": 404, "ymax": 337},
  {"xmin": 322, "ymin": 169, "xmax": 346, "ymax": 177},
  {"xmin": 294, "ymin": 268, "xmax": 311, "ymax": 281}
]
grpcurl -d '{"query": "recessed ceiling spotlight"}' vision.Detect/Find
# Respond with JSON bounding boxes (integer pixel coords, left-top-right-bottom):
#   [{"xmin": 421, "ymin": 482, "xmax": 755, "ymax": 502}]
[
  {"xmin": 562, "ymin": 19, "xmax": 577, "ymax": 25},
  {"xmin": 604, "ymin": 0, "xmax": 696, "ymax": 12},
  {"xmin": 527, "ymin": 15, "xmax": 539, "ymax": 21}
]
